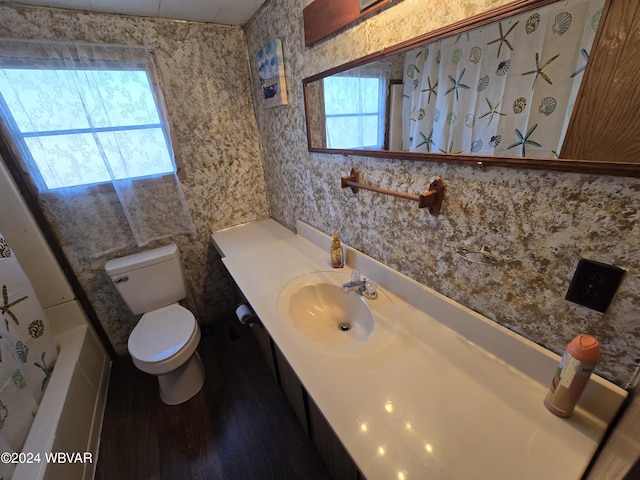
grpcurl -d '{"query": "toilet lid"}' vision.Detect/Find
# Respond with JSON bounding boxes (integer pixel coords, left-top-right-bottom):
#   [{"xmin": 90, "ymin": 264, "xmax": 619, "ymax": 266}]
[{"xmin": 128, "ymin": 304, "xmax": 196, "ymax": 363}]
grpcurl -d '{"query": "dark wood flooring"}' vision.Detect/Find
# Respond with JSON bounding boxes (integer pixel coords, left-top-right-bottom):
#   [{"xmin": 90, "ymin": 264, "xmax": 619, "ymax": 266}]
[{"xmin": 95, "ymin": 321, "xmax": 332, "ymax": 480}]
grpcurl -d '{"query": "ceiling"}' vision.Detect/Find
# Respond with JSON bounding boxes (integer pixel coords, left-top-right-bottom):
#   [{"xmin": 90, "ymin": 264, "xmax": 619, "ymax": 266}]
[{"xmin": 3, "ymin": 0, "xmax": 268, "ymax": 25}]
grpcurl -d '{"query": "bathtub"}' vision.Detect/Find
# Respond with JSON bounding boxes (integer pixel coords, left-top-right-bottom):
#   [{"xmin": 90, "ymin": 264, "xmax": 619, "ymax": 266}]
[
  {"xmin": 12, "ymin": 301, "xmax": 110, "ymax": 480},
  {"xmin": 1, "ymin": 152, "xmax": 110, "ymax": 480}
]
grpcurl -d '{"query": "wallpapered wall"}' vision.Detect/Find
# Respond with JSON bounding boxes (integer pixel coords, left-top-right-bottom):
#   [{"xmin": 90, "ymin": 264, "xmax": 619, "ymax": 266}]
[
  {"xmin": 0, "ymin": 5, "xmax": 270, "ymax": 355},
  {"xmin": 0, "ymin": 1, "xmax": 638, "ymax": 388},
  {"xmin": 245, "ymin": 0, "xmax": 640, "ymax": 388}
]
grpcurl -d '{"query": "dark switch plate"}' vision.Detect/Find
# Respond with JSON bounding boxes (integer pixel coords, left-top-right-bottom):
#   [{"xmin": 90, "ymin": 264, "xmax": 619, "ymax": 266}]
[{"xmin": 565, "ymin": 259, "xmax": 625, "ymax": 312}]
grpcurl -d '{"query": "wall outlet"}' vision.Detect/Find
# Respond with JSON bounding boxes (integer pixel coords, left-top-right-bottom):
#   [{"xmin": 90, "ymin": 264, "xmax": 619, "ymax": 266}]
[{"xmin": 565, "ymin": 259, "xmax": 625, "ymax": 313}]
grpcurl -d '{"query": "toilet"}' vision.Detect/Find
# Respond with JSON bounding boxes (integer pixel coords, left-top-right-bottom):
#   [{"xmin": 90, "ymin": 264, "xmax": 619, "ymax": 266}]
[{"xmin": 105, "ymin": 244, "xmax": 205, "ymax": 405}]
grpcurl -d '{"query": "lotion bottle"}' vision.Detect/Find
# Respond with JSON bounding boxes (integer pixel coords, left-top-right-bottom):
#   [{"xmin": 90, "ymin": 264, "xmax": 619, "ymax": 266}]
[
  {"xmin": 544, "ymin": 334, "xmax": 600, "ymax": 418},
  {"xmin": 330, "ymin": 234, "xmax": 344, "ymax": 268}
]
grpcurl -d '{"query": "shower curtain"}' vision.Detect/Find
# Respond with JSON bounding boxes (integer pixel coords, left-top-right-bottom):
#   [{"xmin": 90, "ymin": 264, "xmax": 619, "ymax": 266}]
[
  {"xmin": 0, "ymin": 234, "xmax": 58, "ymax": 479},
  {"xmin": 401, "ymin": 0, "xmax": 605, "ymax": 158}
]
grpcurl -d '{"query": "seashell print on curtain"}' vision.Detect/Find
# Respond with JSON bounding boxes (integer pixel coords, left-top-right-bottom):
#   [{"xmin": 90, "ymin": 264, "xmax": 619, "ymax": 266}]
[
  {"xmin": 402, "ymin": 0, "xmax": 605, "ymax": 159},
  {"xmin": 0, "ymin": 235, "xmax": 58, "ymax": 479}
]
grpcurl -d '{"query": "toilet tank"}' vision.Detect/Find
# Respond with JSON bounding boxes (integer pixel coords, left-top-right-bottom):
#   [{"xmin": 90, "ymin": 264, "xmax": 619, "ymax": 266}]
[{"xmin": 105, "ymin": 244, "xmax": 187, "ymax": 315}]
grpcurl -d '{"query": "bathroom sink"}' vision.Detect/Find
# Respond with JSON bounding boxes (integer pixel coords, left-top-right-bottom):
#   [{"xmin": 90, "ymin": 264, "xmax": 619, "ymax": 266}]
[{"xmin": 276, "ymin": 271, "xmax": 398, "ymax": 355}]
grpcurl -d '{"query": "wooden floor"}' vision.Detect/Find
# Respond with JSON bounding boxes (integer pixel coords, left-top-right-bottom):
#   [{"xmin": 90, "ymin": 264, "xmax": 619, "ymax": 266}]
[{"xmin": 95, "ymin": 321, "xmax": 332, "ymax": 480}]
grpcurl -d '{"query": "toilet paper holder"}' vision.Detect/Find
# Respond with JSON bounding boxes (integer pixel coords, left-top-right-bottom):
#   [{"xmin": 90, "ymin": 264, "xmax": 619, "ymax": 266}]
[{"xmin": 236, "ymin": 304, "xmax": 259, "ymax": 326}]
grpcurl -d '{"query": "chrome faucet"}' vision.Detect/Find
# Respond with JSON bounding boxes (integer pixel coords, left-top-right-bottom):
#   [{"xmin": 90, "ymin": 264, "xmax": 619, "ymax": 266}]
[{"xmin": 342, "ymin": 271, "xmax": 378, "ymax": 299}]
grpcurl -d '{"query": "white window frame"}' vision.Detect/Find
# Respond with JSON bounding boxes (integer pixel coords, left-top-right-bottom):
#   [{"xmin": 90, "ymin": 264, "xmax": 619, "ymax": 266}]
[
  {"xmin": 0, "ymin": 60, "xmax": 176, "ymax": 192},
  {"xmin": 323, "ymin": 71, "xmax": 388, "ymax": 150}
]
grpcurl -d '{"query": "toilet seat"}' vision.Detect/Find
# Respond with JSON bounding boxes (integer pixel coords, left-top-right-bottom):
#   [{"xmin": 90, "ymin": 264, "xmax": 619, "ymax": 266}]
[{"xmin": 128, "ymin": 303, "xmax": 196, "ymax": 363}]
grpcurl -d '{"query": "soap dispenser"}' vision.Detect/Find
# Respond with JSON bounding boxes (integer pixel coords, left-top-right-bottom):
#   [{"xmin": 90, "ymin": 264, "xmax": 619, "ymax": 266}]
[{"xmin": 330, "ymin": 233, "xmax": 344, "ymax": 268}]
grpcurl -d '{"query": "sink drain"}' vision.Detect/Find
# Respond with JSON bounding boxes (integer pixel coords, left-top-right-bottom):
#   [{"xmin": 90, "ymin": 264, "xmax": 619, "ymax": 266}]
[{"xmin": 338, "ymin": 322, "xmax": 351, "ymax": 332}]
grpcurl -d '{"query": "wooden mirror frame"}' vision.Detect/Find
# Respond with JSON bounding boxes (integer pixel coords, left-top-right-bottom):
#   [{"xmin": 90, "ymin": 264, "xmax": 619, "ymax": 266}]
[{"xmin": 303, "ymin": 0, "xmax": 640, "ymax": 177}]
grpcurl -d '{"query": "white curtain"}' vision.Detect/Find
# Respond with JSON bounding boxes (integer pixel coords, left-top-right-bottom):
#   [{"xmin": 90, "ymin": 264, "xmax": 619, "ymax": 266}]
[
  {"xmin": 402, "ymin": 0, "xmax": 605, "ymax": 158},
  {"xmin": 324, "ymin": 65, "xmax": 389, "ymax": 149},
  {"xmin": 0, "ymin": 235, "xmax": 58, "ymax": 479},
  {"xmin": 0, "ymin": 38, "xmax": 194, "ymax": 258}
]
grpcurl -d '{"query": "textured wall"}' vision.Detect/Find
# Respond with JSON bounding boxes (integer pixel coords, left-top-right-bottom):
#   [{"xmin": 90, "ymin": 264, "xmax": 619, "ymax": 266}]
[
  {"xmin": 246, "ymin": 0, "xmax": 640, "ymax": 387},
  {"xmin": 1, "ymin": 1, "xmax": 638, "ymax": 387},
  {"xmin": 0, "ymin": 5, "xmax": 269, "ymax": 355}
]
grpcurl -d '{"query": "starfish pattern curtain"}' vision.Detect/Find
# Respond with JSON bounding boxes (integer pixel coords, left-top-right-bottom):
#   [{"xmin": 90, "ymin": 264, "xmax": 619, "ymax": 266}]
[
  {"xmin": 402, "ymin": 0, "xmax": 605, "ymax": 158},
  {"xmin": 0, "ymin": 235, "xmax": 58, "ymax": 479}
]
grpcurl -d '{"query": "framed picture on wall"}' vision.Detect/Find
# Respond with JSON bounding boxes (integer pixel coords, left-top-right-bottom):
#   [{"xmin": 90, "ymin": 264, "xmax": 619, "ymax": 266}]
[{"xmin": 256, "ymin": 39, "xmax": 288, "ymax": 108}]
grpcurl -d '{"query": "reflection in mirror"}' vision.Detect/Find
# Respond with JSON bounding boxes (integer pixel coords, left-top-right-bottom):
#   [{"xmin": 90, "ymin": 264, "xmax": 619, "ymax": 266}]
[
  {"xmin": 305, "ymin": 0, "xmax": 605, "ymax": 161},
  {"xmin": 323, "ymin": 63, "xmax": 390, "ymax": 149}
]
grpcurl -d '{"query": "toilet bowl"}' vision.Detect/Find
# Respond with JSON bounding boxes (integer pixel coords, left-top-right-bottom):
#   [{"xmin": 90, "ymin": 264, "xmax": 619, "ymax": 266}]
[
  {"xmin": 128, "ymin": 303, "xmax": 205, "ymax": 405},
  {"xmin": 105, "ymin": 244, "xmax": 206, "ymax": 405}
]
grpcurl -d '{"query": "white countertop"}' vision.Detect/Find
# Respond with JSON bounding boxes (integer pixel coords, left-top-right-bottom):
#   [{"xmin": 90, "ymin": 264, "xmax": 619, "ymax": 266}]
[{"xmin": 212, "ymin": 219, "xmax": 627, "ymax": 480}]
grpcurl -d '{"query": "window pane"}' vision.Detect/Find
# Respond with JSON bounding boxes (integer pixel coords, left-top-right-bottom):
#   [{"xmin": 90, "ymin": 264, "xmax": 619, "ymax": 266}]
[
  {"xmin": 325, "ymin": 115, "xmax": 380, "ymax": 149},
  {"xmin": 98, "ymin": 129, "xmax": 173, "ymax": 179},
  {"xmin": 326, "ymin": 116, "xmax": 360, "ymax": 149},
  {"xmin": 358, "ymin": 79, "xmax": 382, "ymax": 113},
  {"xmin": 0, "ymin": 69, "xmax": 92, "ymax": 132},
  {"xmin": 0, "ymin": 69, "xmax": 160, "ymax": 133},
  {"xmin": 323, "ymin": 74, "xmax": 385, "ymax": 149},
  {"xmin": 0, "ymin": 67, "xmax": 173, "ymax": 190},
  {"xmin": 91, "ymin": 70, "xmax": 161, "ymax": 128},
  {"xmin": 324, "ymin": 77, "xmax": 358, "ymax": 114},
  {"xmin": 360, "ymin": 115, "xmax": 380, "ymax": 147},
  {"xmin": 25, "ymin": 133, "xmax": 111, "ymax": 189},
  {"xmin": 26, "ymin": 129, "xmax": 173, "ymax": 189},
  {"xmin": 324, "ymin": 76, "xmax": 381, "ymax": 115}
]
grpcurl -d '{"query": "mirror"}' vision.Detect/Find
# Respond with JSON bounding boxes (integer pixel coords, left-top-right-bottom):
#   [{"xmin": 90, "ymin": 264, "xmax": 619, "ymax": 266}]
[{"xmin": 303, "ymin": 0, "xmax": 640, "ymax": 177}]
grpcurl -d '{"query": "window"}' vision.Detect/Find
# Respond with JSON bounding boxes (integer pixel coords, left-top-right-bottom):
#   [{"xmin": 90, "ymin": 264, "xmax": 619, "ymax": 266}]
[
  {"xmin": 0, "ymin": 66, "xmax": 175, "ymax": 190},
  {"xmin": 0, "ymin": 39, "xmax": 194, "ymax": 258},
  {"xmin": 323, "ymin": 71, "xmax": 387, "ymax": 150}
]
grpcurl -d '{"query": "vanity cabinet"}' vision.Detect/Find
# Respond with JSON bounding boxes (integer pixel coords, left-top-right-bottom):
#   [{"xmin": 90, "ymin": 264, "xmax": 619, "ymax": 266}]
[
  {"xmin": 234, "ymin": 287, "xmax": 278, "ymax": 380},
  {"xmin": 273, "ymin": 345, "xmax": 308, "ymax": 435},
  {"xmin": 248, "ymin": 321, "xmax": 277, "ymax": 380},
  {"xmin": 307, "ymin": 396, "xmax": 360, "ymax": 480},
  {"xmin": 214, "ymin": 219, "xmax": 628, "ymax": 479},
  {"xmin": 250, "ymin": 321, "xmax": 362, "ymax": 480}
]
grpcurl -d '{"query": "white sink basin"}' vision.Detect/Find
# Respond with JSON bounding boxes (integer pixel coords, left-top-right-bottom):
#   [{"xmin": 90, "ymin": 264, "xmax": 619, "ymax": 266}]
[{"xmin": 276, "ymin": 271, "xmax": 398, "ymax": 355}]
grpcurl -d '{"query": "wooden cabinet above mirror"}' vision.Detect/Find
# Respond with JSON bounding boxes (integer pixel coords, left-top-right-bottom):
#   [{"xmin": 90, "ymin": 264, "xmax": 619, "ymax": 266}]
[
  {"xmin": 303, "ymin": 0, "xmax": 401, "ymax": 47},
  {"xmin": 303, "ymin": 0, "xmax": 640, "ymax": 177}
]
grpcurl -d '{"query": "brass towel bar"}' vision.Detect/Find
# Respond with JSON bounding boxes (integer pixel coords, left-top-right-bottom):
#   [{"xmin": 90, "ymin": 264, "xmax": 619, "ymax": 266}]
[{"xmin": 341, "ymin": 166, "xmax": 445, "ymax": 215}]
